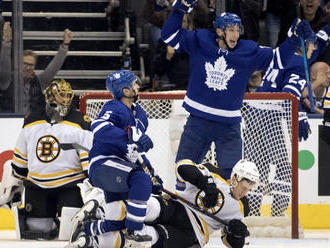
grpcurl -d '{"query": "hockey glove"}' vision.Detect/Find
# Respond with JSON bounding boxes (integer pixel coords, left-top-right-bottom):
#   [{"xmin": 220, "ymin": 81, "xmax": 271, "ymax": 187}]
[
  {"xmin": 172, "ymin": 0, "xmax": 199, "ymax": 14},
  {"xmin": 125, "ymin": 143, "xmax": 138, "ymax": 163},
  {"xmin": 197, "ymin": 176, "xmax": 219, "ymax": 208},
  {"xmin": 298, "ymin": 112, "xmax": 311, "ymax": 141},
  {"xmin": 129, "ymin": 126, "xmax": 154, "ymax": 153},
  {"xmin": 222, "ymin": 219, "xmax": 248, "ymax": 248},
  {"xmin": 288, "ymin": 18, "xmax": 315, "ymax": 46},
  {"xmin": 139, "ymin": 155, "xmax": 164, "ymax": 195}
]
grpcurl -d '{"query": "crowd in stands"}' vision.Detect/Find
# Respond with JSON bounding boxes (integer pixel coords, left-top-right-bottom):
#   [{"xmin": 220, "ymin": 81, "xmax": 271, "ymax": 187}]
[{"xmin": 0, "ymin": 0, "xmax": 330, "ymax": 114}]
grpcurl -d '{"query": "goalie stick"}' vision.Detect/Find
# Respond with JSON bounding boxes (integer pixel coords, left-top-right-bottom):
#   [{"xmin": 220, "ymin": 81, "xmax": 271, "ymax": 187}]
[{"xmin": 59, "ymin": 143, "xmax": 228, "ymax": 226}]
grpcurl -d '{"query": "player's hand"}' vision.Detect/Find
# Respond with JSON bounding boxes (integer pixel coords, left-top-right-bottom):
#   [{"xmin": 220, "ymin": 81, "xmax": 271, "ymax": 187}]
[
  {"xmin": 2, "ymin": 22, "xmax": 12, "ymax": 43},
  {"xmin": 222, "ymin": 219, "xmax": 248, "ymax": 248},
  {"xmin": 138, "ymin": 155, "xmax": 163, "ymax": 194},
  {"xmin": 288, "ymin": 18, "xmax": 315, "ymax": 46},
  {"xmin": 298, "ymin": 112, "xmax": 311, "ymax": 141},
  {"xmin": 129, "ymin": 126, "xmax": 154, "ymax": 153},
  {"xmin": 198, "ymin": 176, "xmax": 219, "ymax": 208},
  {"xmin": 63, "ymin": 28, "xmax": 73, "ymax": 44},
  {"xmin": 172, "ymin": 0, "xmax": 199, "ymax": 14},
  {"xmin": 125, "ymin": 144, "xmax": 138, "ymax": 163}
]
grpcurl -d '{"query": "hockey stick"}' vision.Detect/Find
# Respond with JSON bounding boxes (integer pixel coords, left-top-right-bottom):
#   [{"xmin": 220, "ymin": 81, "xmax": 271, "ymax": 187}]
[
  {"xmin": 135, "ymin": 153, "xmax": 228, "ymax": 226},
  {"xmin": 300, "ymin": 37, "xmax": 315, "ymax": 113},
  {"xmin": 60, "ymin": 143, "xmax": 228, "ymax": 226},
  {"xmin": 60, "ymin": 143, "xmax": 90, "ymax": 152}
]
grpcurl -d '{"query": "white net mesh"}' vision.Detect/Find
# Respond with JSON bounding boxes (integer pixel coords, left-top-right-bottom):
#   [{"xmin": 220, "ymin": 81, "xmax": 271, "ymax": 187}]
[{"xmin": 80, "ymin": 91, "xmax": 298, "ymax": 237}]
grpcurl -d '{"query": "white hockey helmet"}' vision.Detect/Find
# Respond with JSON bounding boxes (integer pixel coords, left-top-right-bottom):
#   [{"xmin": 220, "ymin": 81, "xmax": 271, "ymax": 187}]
[{"xmin": 231, "ymin": 159, "xmax": 259, "ymax": 185}]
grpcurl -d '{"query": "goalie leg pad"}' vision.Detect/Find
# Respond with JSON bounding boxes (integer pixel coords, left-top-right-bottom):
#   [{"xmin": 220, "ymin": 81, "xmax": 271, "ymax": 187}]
[{"xmin": 58, "ymin": 207, "xmax": 80, "ymax": 240}]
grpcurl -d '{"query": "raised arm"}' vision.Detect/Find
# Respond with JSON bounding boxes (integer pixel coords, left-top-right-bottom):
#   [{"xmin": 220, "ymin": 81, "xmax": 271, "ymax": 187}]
[
  {"xmin": 161, "ymin": 0, "xmax": 198, "ymax": 51},
  {"xmin": 38, "ymin": 29, "xmax": 73, "ymax": 90},
  {"xmin": 0, "ymin": 22, "xmax": 12, "ymax": 90}
]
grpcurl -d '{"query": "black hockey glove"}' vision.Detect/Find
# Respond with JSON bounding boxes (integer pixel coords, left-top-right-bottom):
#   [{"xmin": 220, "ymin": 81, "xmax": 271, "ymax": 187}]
[
  {"xmin": 222, "ymin": 219, "xmax": 248, "ymax": 248},
  {"xmin": 197, "ymin": 176, "xmax": 219, "ymax": 208}
]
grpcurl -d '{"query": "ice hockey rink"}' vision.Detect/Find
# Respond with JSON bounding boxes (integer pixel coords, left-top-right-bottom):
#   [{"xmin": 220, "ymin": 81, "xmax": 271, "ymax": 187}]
[{"xmin": 0, "ymin": 230, "xmax": 330, "ymax": 248}]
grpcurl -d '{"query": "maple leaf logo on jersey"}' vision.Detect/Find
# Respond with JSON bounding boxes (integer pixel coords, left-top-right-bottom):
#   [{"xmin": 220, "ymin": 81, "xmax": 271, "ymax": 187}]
[{"xmin": 205, "ymin": 57, "xmax": 235, "ymax": 91}]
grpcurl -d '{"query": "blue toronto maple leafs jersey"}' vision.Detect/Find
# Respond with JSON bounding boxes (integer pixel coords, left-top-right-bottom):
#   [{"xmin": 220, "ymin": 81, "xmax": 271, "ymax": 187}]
[
  {"xmin": 257, "ymin": 25, "xmax": 330, "ymax": 100},
  {"xmin": 88, "ymin": 99, "xmax": 148, "ymax": 173},
  {"xmin": 161, "ymin": 11, "xmax": 297, "ymax": 124}
]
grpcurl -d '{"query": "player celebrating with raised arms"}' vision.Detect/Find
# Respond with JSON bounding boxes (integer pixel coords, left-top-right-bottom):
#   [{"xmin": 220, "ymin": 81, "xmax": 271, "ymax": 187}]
[
  {"xmin": 68, "ymin": 70, "xmax": 160, "ymax": 248},
  {"xmin": 8, "ymin": 79, "xmax": 92, "ymax": 240},
  {"xmin": 161, "ymin": 0, "xmax": 316, "ymax": 180}
]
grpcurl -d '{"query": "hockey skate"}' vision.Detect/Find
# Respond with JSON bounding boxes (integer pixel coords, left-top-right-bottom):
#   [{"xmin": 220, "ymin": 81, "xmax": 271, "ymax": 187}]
[
  {"xmin": 124, "ymin": 229, "xmax": 152, "ymax": 248},
  {"xmin": 65, "ymin": 235, "xmax": 95, "ymax": 248}
]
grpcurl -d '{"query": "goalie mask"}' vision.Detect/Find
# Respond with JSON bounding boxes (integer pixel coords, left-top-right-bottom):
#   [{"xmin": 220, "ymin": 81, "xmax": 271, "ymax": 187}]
[{"xmin": 44, "ymin": 79, "xmax": 74, "ymax": 117}]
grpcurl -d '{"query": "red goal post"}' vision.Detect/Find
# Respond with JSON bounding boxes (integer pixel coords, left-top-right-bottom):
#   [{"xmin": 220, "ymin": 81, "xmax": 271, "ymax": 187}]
[{"xmin": 80, "ymin": 91, "xmax": 299, "ymax": 238}]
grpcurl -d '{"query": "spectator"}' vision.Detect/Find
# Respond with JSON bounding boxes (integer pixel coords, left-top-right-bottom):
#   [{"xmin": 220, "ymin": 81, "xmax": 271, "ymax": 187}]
[
  {"xmin": 246, "ymin": 70, "xmax": 263, "ymax": 92},
  {"xmin": 265, "ymin": 0, "xmax": 299, "ymax": 47},
  {"xmin": 0, "ymin": 21, "xmax": 12, "ymax": 90},
  {"xmin": 277, "ymin": 0, "xmax": 329, "ymax": 45},
  {"xmin": 0, "ymin": 28, "xmax": 73, "ymax": 114},
  {"xmin": 237, "ymin": 0, "xmax": 264, "ymax": 42},
  {"xmin": 302, "ymin": 61, "xmax": 330, "ymax": 113}
]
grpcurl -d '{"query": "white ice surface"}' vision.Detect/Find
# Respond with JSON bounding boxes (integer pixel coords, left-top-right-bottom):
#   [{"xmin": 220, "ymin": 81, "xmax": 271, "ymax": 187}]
[{"xmin": 0, "ymin": 230, "xmax": 329, "ymax": 248}]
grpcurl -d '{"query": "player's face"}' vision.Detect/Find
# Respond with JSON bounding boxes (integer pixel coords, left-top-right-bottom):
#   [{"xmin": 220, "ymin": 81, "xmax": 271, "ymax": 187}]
[
  {"xmin": 232, "ymin": 179, "xmax": 255, "ymax": 200},
  {"xmin": 300, "ymin": 0, "xmax": 321, "ymax": 16},
  {"xmin": 224, "ymin": 25, "xmax": 240, "ymax": 49}
]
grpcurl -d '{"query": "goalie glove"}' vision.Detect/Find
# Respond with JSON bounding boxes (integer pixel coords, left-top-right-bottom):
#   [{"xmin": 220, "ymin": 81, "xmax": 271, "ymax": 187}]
[
  {"xmin": 221, "ymin": 219, "xmax": 248, "ymax": 248},
  {"xmin": 172, "ymin": 0, "xmax": 199, "ymax": 14},
  {"xmin": 287, "ymin": 18, "xmax": 316, "ymax": 46},
  {"xmin": 197, "ymin": 175, "xmax": 219, "ymax": 208},
  {"xmin": 138, "ymin": 155, "xmax": 164, "ymax": 195},
  {"xmin": 128, "ymin": 126, "xmax": 154, "ymax": 153},
  {"xmin": 299, "ymin": 112, "xmax": 311, "ymax": 141}
]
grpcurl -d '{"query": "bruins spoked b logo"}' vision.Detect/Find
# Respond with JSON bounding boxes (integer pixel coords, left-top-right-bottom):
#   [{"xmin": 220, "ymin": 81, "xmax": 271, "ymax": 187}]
[
  {"xmin": 36, "ymin": 135, "xmax": 60, "ymax": 162},
  {"xmin": 195, "ymin": 189, "xmax": 225, "ymax": 215}
]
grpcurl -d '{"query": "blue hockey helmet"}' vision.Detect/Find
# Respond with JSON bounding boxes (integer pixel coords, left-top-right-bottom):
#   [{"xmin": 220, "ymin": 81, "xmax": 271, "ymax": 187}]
[
  {"xmin": 214, "ymin": 12, "xmax": 243, "ymax": 33},
  {"xmin": 106, "ymin": 70, "xmax": 139, "ymax": 99}
]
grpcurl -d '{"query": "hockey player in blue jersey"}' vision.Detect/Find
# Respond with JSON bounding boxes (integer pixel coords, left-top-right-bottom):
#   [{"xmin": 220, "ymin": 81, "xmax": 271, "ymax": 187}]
[
  {"xmin": 258, "ymin": 24, "xmax": 330, "ymax": 141},
  {"xmin": 161, "ymin": 0, "xmax": 316, "ymax": 180},
  {"xmin": 69, "ymin": 70, "xmax": 159, "ymax": 248}
]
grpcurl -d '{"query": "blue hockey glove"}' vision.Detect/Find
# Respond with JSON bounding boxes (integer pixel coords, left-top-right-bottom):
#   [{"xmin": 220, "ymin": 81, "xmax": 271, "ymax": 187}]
[
  {"xmin": 288, "ymin": 18, "xmax": 315, "ymax": 46},
  {"xmin": 140, "ymin": 155, "xmax": 163, "ymax": 195},
  {"xmin": 298, "ymin": 112, "xmax": 311, "ymax": 141},
  {"xmin": 172, "ymin": 0, "xmax": 199, "ymax": 14},
  {"xmin": 129, "ymin": 126, "xmax": 154, "ymax": 153}
]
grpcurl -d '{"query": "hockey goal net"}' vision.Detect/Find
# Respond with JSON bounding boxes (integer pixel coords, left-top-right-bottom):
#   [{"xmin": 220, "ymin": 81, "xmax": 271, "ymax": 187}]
[{"xmin": 80, "ymin": 91, "xmax": 299, "ymax": 238}]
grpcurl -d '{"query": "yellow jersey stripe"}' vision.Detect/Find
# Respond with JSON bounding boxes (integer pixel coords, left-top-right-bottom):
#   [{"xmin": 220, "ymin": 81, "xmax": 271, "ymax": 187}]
[
  {"xmin": 12, "ymin": 156, "xmax": 27, "ymax": 167},
  {"xmin": 238, "ymin": 199, "xmax": 244, "ymax": 216},
  {"xmin": 211, "ymin": 172, "xmax": 230, "ymax": 185},
  {"xmin": 24, "ymin": 120, "xmax": 47, "ymax": 128},
  {"xmin": 14, "ymin": 148, "xmax": 27, "ymax": 159},
  {"xmin": 59, "ymin": 120, "xmax": 82, "ymax": 129},
  {"xmin": 27, "ymin": 173, "xmax": 86, "ymax": 187},
  {"xmin": 28, "ymin": 167, "xmax": 83, "ymax": 179},
  {"xmin": 81, "ymin": 161, "xmax": 89, "ymax": 169},
  {"xmin": 79, "ymin": 152, "xmax": 89, "ymax": 158}
]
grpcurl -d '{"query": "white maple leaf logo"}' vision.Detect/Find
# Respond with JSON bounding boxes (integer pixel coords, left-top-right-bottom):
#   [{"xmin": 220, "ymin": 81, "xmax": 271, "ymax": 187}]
[{"xmin": 205, "ymin": 57, "xmax": 235, "ymax": 91}]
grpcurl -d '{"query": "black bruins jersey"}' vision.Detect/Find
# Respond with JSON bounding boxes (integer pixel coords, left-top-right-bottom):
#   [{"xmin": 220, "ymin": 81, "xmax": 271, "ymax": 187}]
[{"xmin": 11, "ymin": 109, "xmax": 92, "ymax": 188}]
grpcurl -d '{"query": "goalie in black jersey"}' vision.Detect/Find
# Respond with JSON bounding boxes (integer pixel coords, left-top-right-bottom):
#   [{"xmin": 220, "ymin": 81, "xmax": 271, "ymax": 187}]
[{"xmin": 5, "ymin": 79, "xmax": 92, "ymax": 240}]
